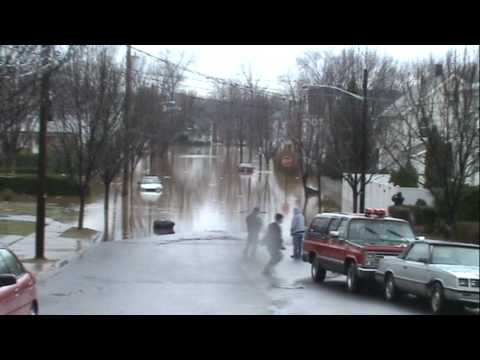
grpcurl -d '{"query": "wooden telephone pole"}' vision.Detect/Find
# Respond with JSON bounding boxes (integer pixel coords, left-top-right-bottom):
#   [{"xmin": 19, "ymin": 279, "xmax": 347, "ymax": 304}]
[
  {"xmin": 35, "ymin": 45, "xmax": 52, "ymax": 259},
  {"xmin": 359, "ymin": 68, "xmax": 368, "ymax": 213},
  {"xmin": 122, "ymin": 45, "xmax": 132, "ymax": 239}
]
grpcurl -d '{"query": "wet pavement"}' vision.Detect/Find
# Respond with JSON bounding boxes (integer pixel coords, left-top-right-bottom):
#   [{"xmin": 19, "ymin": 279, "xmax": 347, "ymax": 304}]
[
  {"xmin": 36, "ymin": 145, "xmax": 432, "ymax": 315},
  {"xmin": 2, "ymin": 214, "xmax": 100, "ymax": 279},
  {"xmin": 38, "ymin": 233, "xmax": 430, "ymax": 315}
]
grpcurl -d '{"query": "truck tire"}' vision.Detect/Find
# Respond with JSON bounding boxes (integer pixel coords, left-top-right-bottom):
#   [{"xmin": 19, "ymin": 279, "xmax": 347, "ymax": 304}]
[
  {"xmin": 311, "ymin": 257, "xmax": 326, "ymax": 283},
  {"xmin": 346, "ymin": 262, "xmax": 361, "ymax": 293}
]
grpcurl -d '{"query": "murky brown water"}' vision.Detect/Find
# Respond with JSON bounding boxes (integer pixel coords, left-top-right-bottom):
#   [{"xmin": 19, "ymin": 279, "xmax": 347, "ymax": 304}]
[{"xmin": 81, "ymin": 145, "xmax": 341, "ymax": 240}]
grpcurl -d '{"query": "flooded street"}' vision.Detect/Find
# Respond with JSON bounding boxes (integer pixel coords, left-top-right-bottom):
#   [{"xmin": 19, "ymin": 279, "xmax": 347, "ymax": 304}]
[{"xmin": 80, "ymin": 145, "xmax": 341, "ymax": 240}]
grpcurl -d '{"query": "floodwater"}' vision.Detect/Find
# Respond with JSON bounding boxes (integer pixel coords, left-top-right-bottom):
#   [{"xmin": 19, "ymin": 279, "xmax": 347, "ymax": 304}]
[{"xmin": 80, "ymin": 145, "xmax": 341, "ymax": 240}]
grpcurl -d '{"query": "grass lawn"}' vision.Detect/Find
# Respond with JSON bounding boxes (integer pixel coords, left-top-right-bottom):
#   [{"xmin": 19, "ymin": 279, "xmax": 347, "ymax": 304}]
[
  {"xmin": 0, "ymin": 200, "xmax": 78, "ymax": 223},
  {"xmin": 0, "ymin": 220, "xmax": 36, "ymax": 236},
  {"xmin": 60, "ymin": 227, "xmax": 98, "ymax": 240}
]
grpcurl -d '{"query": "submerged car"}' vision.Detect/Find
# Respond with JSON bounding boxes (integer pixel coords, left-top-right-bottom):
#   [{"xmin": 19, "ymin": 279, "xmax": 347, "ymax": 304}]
[
  {"xmin": 0, "ymin": 248, "xmax": 38, "ymax": 315},
  {"xmin": 139, "ymin": 175, "xmax": 163, "ymax": 193},
  {"xmin": 375, "ymin": 240, "xmax": 479, "ymax": 314}
]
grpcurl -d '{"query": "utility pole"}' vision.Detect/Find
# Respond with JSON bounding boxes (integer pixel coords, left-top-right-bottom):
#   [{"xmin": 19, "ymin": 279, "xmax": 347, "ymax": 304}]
[
  {"xmin": 359, "ymin": 68, "xmax": 368, "ymax": 213},
  {"xmin": 35, "ymin": 45, "xmax": 52, "ymax": 259},
  {"xmin": 122, "ymin": 45, "xmax": 132, "ymax": 239}
]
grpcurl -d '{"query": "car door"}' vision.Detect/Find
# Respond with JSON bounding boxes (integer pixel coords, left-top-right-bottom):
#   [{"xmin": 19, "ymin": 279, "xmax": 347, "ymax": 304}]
[
  {"xmin": 401, "ymin": 243, "xmax": 431, "ymax": 295},
  {"xmin": 307, "ymin": 217, "xmax": 333, "ymax": 268},
  {"xmin": 0, "ymin": 253, "xmax": 18, "ymax": 315},
  {"xmin": 0, "ymin": 250, "xmax": 34, "ymax": 314},
  {"xmin": 327, "ymin": 217, "xmax": 348, "ymax": 274}
]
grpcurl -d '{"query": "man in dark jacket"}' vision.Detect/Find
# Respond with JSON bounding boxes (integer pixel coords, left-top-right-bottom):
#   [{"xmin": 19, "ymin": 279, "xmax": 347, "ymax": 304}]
[
  {"xmin": 243, "ymin": 206, "xmax": 263, "ymax": 259},
  {"xmin": 262, "ymin": 213, "xmax": 285, "ymax": 276}
]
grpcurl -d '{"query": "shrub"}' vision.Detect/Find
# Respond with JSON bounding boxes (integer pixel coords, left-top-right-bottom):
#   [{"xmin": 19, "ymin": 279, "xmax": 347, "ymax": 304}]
[
  {"xmin": 415, "ymin": 198, "xmax": 427, "ymax": 207},
  {"xmin": 0, "ymin": 174, "xmax": 79, "ymax": 196},
  {"xmin": 390, "ymin": 162, "xmax": 418, "ymax": 187},
  {"xmin": 388, "ymin": 205, "xmax": 411, "ymax": 223},
  {"xmin": 0, "ymin": 188, "xmax": 15, "ymax": 201},
  {"xmin": 457, "ymin": 186, "xmax": 479, "ymax": 222},
  {"xmin": 455, "ymin": 222, "xmax": 479, "ymax": 244}
]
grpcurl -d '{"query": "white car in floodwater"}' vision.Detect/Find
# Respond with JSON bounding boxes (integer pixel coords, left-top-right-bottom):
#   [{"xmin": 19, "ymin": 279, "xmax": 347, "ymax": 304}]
[{"xmin": 139, "ymin": 176, "xmax": 163, "ymax": 193}]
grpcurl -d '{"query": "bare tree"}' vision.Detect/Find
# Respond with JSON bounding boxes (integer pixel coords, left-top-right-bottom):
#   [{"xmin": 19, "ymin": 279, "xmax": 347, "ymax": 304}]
[
  {"xmin": 52, "ymin": 46, "xmax": 122, "ymax": 229},
  {"xmin": 298, "ymin": 47, "xmax": 401, "ymax": 212},
  {"xmin": 0, "ymin": 46, "xmax": 41, "ymax": 172},
  {"xmin": 386, "ymin": 48, "xmax": 479, "ymax": 237}
]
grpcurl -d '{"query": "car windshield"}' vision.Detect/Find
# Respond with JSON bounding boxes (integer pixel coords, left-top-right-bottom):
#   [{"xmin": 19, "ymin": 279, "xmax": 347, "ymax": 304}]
[
  {"xmin": 142, "ymin": 177, "xmax": 160, "ymax": 184},
  {"xmin": 348, "ymin": 219, "xmax": 415, "ymax": 245},
  {"xmin": 431, "ymin": 246, "xmax": 479, "ymax": 266}
]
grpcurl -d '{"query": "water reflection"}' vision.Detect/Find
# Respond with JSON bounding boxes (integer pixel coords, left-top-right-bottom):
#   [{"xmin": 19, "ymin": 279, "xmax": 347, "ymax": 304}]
[{"xmin": 96, "ymin": 144, "xmax": 341, "ymax": 240}]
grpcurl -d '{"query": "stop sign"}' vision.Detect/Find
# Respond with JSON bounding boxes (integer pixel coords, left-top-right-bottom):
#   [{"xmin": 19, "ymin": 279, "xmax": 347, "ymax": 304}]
[{"xmin": 281, "ymin": 155, "xmax": 294, "ymax": 168}]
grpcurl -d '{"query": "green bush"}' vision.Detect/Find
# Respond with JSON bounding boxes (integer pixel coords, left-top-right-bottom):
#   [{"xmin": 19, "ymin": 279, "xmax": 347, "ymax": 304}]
[
  {"xmin": 388, "ymin": 206, "xmax": 411, "ymax": 222},
  {"xmin": 414, "ymin": 206, "xmax": 436, "ymax": 226},
  {"xmin": 415, "ymin": 199, "xmax": 427, "ymax": 207},
  {"xmin": 455, "ymin": 222, "xmax": 479, "ymax": 244},
  {"xmin": 0, "ymin": 189, "xmax": 15, "ymax": 201},
  {"xmin": 390, "ymin": 163, "xmax": 419, "ymax": 187},
  {"xmin": 15, "ymin": 152, "xmax": 38, "ymax": 168},
  {"xmin": 457, "ymin": 186, "xmax": 479, "ymax": 222},
  {"xmin": 0, "ymin": 174, "xmax": 79, "ymax": 196}
]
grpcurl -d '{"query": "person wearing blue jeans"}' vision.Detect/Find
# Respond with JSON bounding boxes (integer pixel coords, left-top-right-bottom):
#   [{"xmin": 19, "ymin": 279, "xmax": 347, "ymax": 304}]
[{"xmin": 290, "ymin": 208, "xmax": 305, "ymax": 260}]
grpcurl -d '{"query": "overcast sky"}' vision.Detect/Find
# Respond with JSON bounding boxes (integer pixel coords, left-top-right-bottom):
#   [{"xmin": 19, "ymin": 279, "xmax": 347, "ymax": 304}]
[{"xmin": 134, "ymin": 45, "xmax": 477, "ymax": 94}]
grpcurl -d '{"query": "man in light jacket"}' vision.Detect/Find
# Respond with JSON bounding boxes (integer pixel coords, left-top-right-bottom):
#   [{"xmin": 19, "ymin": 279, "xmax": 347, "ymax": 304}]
[{"xmin": 290, "ymin": 208, "xmax": 305, "ymax": 260}]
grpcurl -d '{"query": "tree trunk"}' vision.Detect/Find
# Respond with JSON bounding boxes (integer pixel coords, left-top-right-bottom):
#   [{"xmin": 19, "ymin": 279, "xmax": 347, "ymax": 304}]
[
  {"xmin": 248, "ymin": 145, "xmax": 253, "ymax": 163},
  {"xmin": 78, "ymin": 185, "xmax": 86, "ymax": 229},
  {"xmin": 352, "ymin": 187, "xmax": 358, "ymax": 213},
  {"xmin": 265, "ymin": 155, "xmax": 270, "ymax": 171},
  {"xmin": 103, "ymin": 181, "xmax": 110, "ymax": 241},
  {"xmin": 317, "ymin": 173, "xmax": 322, "ymax": 213},
  {"xmin": 302, "ymin": 175, "xmax": 308, "ymax": 214}
]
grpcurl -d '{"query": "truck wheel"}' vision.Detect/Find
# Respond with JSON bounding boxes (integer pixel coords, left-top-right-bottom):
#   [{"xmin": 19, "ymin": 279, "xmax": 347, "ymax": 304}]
[
  {"xmin": 311, "ymin": 258, "xmax": 326, "ymax": 283},
  {"xmin": 384, "ymin": 273, "xmax": 398, "ymax": 301},
  {"xmin": 430, "ymin": 282, "xmax": 446, "ymax": 314},
  {"xmin": 346, "ymin": 263, "xmax": 361, "ymax": 293}
]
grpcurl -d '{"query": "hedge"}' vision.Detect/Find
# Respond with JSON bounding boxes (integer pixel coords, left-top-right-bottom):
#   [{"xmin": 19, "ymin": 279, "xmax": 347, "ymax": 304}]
[
  {"xmin": 0, "ymin": 174, "xmax": 79, "ymax": 196},
  {"xmin": 388, "ymin": 205, "xmax": 437, "ymax": 231}
]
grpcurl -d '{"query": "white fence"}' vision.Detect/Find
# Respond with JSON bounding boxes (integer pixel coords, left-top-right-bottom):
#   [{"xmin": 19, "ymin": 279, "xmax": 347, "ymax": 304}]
[{"xmin": 341, "ymin": 174, "xmax": 434, "ymax": 213}]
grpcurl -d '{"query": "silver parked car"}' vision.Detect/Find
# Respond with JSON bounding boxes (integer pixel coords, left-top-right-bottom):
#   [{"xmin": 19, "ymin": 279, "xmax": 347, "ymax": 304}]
[{"xmin": 375, "ymin": 240, "xmax": 479, "ymax": 314}]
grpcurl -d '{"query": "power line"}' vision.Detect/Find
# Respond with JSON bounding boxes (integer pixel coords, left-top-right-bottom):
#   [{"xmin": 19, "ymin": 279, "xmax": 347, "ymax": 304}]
[{"xmin": 130, "ymin": 46, "xmax": 292, "ymax": 101}]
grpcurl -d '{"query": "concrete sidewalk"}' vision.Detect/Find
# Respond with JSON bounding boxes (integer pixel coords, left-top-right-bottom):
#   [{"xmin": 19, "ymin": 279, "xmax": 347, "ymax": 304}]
[{"xmin": 0, "ymin": 215, "xmax": 101, "ymax": 280}]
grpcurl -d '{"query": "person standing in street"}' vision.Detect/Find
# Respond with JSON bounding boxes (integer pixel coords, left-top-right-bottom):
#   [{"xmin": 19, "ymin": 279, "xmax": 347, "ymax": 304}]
[
  {"xmin": 262, "ymin": 213, "xmax": 286, "ymax": 276},
  {"xmin": 243, "ymin": 206, "xmax": 263, "ymax": 259},
  {"xmin": 290, "ymin": 208, "xmax": 305, "ymax": 260}
]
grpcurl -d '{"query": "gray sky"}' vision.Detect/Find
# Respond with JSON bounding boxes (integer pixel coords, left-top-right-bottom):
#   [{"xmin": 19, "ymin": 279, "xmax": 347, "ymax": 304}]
[{"xmin": 134, "ymin": 45, "xmax": 477, "ymax": 95}]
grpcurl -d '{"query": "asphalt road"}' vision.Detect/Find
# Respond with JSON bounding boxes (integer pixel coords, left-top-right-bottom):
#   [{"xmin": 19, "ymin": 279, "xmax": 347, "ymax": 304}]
[{"xmin": 38, "ymin": 234, "xmax": 431, "ymax": 315}]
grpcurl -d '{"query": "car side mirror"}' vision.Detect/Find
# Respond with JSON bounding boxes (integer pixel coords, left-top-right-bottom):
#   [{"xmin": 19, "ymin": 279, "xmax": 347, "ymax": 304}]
[
  {"xmin": 0, "ymin": 274, "xmax": 17, "ymax": 287},
  {"xmin": 329, "ymin": 230, "xmax": 339, "ymax": 239}
]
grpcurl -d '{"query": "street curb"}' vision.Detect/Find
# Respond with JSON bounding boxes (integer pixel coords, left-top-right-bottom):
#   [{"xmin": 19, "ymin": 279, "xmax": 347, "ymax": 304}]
[{"xmin": 35, "ymin": 231, "xmax": 103, "ymax": 282}]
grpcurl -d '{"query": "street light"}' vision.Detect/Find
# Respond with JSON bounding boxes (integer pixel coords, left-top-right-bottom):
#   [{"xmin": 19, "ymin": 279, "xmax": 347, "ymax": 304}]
[
  {"xmin": 302, "ymin": 84, "xmax": 365, "ymax": 102},
  {"xmin": 303, "ymin": 69, "xmax": 369, "ymax": 213}
]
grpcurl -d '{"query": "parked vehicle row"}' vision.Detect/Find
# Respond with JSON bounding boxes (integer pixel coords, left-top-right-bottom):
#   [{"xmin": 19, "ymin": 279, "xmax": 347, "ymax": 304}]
[
  {"xmin": 376, "ymin": 240, "xmax": 479, "ymax": 314},
  {"xmin": 0, "ymin": 248, "xmax": 38, "ymax": 315},
  {"xmin": 302, "ymin": 209, "xmax": 479, "ymax": 314}
]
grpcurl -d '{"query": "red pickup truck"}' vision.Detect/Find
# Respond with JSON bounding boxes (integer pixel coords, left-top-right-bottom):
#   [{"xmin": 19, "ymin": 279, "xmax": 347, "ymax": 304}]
[{"xmin": 302, "ymin": 209, "xmax": 418, "ymax": 293}]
